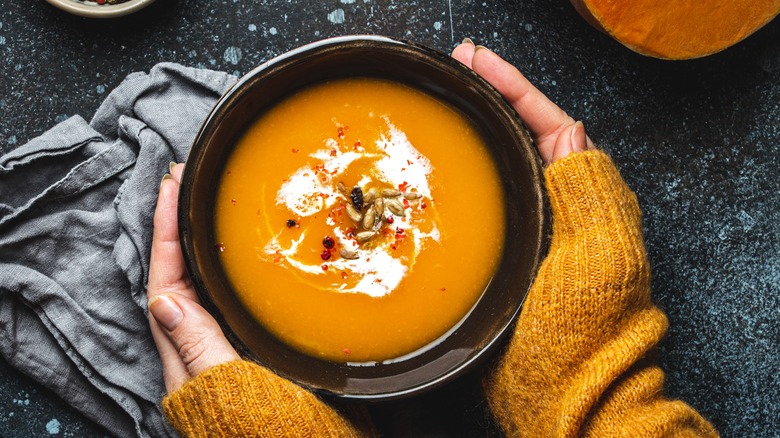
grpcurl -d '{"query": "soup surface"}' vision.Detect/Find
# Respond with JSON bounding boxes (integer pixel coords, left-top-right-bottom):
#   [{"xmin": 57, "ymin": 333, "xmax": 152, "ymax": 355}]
[{"xmin": 215, "ymin": 78, "xmax": 505, "ymax": 363}]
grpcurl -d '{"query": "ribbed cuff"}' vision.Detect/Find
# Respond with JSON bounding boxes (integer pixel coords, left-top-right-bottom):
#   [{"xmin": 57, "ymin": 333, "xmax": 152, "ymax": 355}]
[
  {"xmin": 163, "ymin": 360, "xmax": 259, "ymax": 437},
  {"xmin": 163, "ymin": 360, "xmax": 374, "ymax": 437},
  {"xmin": 544, "ymin": 150, "xmax": 643, "ymax": 241}
]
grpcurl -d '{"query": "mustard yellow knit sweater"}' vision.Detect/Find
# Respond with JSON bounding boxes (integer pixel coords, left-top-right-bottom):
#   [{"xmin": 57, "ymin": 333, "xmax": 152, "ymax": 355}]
[{"xmin": 163, "ymin": 151, "xmax": 718, "ymax": 437}]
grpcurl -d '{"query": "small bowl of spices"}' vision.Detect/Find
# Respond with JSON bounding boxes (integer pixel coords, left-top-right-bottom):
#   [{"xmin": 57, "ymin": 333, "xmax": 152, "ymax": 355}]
[{"xmin": 45, "ymin": 0, "xmax": 155, "ymax": 18}]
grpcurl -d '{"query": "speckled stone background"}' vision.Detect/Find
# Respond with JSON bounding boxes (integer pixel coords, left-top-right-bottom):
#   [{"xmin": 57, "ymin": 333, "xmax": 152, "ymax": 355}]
[{"xmin": 1, "ymin": 1, "xmax": 778, "ymax": 436}]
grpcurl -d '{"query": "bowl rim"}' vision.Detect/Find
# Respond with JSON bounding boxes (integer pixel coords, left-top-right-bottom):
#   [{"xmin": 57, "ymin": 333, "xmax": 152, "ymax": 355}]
[
  {"xmin": 178, "ymin": 34, "xmax": 550, "ymax": 401},
  {"xmin": 45, "ymin": 0, "xmax": 155, "ymax": 18}
]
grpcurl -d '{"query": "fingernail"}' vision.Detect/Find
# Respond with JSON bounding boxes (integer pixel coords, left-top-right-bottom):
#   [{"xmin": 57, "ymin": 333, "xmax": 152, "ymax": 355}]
[
  {"xmin": 169, "ymin": 161, "xmax": 177, "ymax": 174},
  {"xmin": 571, "ymin": 121, "xmax": 587, "ymax": 153},
  {"xmin": 160, "ymin": 173, "xmax": 172, "ymax": 189},
  {"xmin": 149, "ymin": 295, "xmax": 183, "ymax": 332},
  {"xmin": 475, "ymin": 45, "xmax": 491, "ymax": 53},
  {"xmin": 462, "ymin": 37, "xmax": 474, "ymax": 46}
]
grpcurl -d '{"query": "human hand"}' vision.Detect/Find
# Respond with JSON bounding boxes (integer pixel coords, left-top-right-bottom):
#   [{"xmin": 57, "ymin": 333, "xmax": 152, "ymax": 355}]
[
  {"xmin": 147, "ymin": 163, "xmax": 240, "ymax": 393},
  {"xmin": 451, "ymin": 39, "xmax": 594, "ymax": 164},
  {"xmin": 450, "ymin": 41, "xmax": 706, "ymax": 438},
  {"xmin": 148, "ymin": 44, "xmax": 588, "ymax": 395}
]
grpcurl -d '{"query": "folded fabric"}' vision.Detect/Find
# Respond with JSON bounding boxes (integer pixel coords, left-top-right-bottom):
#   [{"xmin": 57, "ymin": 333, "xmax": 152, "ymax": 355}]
[{"xmin": 0, "ymin": 63, "xmax": 237, "ymax": 437}]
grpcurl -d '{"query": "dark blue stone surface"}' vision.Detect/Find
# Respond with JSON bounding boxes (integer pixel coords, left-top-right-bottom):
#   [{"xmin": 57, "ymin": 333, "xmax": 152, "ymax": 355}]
[{"xmin": 1, "ymin": 0, "xmax": 777, "ymax": 436}]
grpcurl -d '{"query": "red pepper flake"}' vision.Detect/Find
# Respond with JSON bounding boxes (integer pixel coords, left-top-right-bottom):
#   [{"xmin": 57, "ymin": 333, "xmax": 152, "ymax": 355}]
[
  {"xmin": 407, "ymin": 160, "xmax": 414, "ymax": 166},
  {"xmin": 291, "ymin": 148, "xmax": 299, "ymax": 153},
  {"xmin": 321, "ymin": 264, "xmax": 329, "ymax": 271},
  {"xmin": 403, "ymin": 199, "xmax": 410, "ymax": 209},
  {"xmin": 396, "ymin": 227, "xmax": 404, "ymax": 234},
  {"xmin": 386, "ymin": 216, "xmax": 395, "ymax": 224},
  {"xmin": 214, "ymin": 242, "xmax": 225, "ymax": 252},
  {"xmin": 273, "ymin": 252, "xmax": 282, "ymax": 263},
  {"xmin": 337, "ymin": 126, "xmax": 346, "ymax": 139},
  {"xmin": 354, "ymin": 140, "xmax": 362, "ymax": 148},
  {"xmin": 320, "ymin": 249, "xmax": 332, "ymax": 261},
  {"xmin": 330, "ymin": 149, "xmax": 338, "ymax": 157},
  {"xmin": 341, "ymin": 271, "xmax": 348, "ymax": 279},
  {"xmin": 343, "ymin": 348, "xmax": 351, "ymax": 355},
  {"xmin": 226, "ymin": 170, "xmax": 232, "ymax": 175},
  {"xmin": 398, "ymin": 181, "xmax": 410, "ymax": 192},
  {"xmin": 440, "ymin": 287, "xmax": 446, "ymax": 292},
  {"xmin": 391, "ymin": 245, "xmax": 397, "ymax": 250},
  {"xmin": 421, "ymin": 202, "xmax": 427, "ymax": 209},
  {"xmin": 231, "ymin": 198, "xmax": 236, "ymax": 205}
]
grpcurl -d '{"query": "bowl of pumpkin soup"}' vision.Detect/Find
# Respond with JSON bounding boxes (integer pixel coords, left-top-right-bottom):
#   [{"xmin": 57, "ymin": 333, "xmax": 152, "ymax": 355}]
[{"xmin": 178, "ymin": 35, "xmax": 549, "ymax": 400}]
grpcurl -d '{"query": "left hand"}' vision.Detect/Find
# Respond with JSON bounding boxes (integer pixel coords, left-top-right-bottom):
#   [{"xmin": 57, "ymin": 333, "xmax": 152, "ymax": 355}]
[{"xmin": 147, "ymin": 163, "xmax": 239, "ymax": 393}]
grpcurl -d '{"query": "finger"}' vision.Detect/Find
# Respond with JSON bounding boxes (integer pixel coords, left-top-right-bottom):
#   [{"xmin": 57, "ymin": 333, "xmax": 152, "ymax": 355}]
[
  {"xmin": 451, "ymin": 38, "xmax": 476, "ymax": 68},
  {"xmin": 552, "ymin": 123, "xmax": 577, "ymax": 163},
  {"xmin": 149, "ymin": 294, "xmax": 240, "ymax": 388},
  {"xmin": 170, "ymin": 162, "xmax": 185, "ymax": 183},
  {"xmin": 471, "ymin": 46, "xmax": 574, "ymax": 163},
  {"xmin": 571, "ymin": 121, "xmax": 588, "ymax": 154},
  {"xmin": 149, "ymin": 317, "xmax": 192, "ymax": 393},
  {"xmin": 148, "ymin": 173, "xmax": 196, "ymax": 301},
  {"xmin": 550, "ymin": 120, "xmax": 590, "ymax": 163}
]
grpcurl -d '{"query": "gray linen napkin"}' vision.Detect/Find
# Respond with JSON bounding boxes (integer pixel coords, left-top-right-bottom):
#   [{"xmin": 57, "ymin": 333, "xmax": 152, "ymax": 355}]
[{"xmin": 0, "ymin": 63, "xmax": 237, "ymax": 437}]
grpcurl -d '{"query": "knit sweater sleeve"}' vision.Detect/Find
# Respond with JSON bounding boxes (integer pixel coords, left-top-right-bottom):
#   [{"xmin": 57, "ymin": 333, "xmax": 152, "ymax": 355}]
[
  {"xmin": 484, "ymin": 150, "xmax": 718, "ymax": 437},
  {"xmin": 162, "ymin": 360, "xmax": 376, "ymax": 437}
]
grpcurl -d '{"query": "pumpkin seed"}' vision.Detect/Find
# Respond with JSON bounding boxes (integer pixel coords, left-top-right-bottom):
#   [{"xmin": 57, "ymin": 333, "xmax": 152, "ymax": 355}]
[
  {"xmin": 339, "ymin": 248, "xmax": 360, "ymax": 260},
  {"xmin": 386, "ymin": 198, "xmax": 405, "ymax": 216},
  {"xmin": 346, "ymin": 204, "xmax": 362, "ymax": 223},
  {"xmin": 374, "ymin": 197, "xmax": 385, "ymax": 217},
  {"xmin": 355, "ymin": 231, "xmax": 377, "ymax": 243},
  {"xmin": 337, "ymin": 181, "xmax": 348, "ymax": 196},
  {"xmin": 363, "ymin": 188, "xmax": 378, "ymax": 205},
  {"xmin": 382, "ymin": 189, "xmax": 402, "ymax": 198},
  {"xmin": 362, "ymin": 206, "xmax": 377, "ymax": 230}
]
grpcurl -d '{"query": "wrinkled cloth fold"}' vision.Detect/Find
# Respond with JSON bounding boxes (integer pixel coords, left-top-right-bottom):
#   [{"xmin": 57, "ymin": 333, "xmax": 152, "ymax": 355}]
[{"xmin": 0, "ymin": 63, "xmax": 237, "ymax": 437}]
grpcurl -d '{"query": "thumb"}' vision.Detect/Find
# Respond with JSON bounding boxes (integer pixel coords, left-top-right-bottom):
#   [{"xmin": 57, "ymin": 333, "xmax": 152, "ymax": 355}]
[
  {"xmin": 550, "ymin": 121, "xmax": 588, "ymax": 163},
  {"xmin": 149, "ymin": 294, "xmax": 240, "ymax": 381}
]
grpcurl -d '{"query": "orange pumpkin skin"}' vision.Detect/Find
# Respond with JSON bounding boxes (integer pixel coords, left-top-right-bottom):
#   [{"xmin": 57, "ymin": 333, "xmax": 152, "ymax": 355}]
[{"xmin": 570, "ymin": 0, "xmax": 780, "ymax": 60}]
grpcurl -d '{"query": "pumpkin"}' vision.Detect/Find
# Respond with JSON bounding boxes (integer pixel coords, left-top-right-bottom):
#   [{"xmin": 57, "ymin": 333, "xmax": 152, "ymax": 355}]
[{"xmin": 570, "ymin": 0, "xmax": 780, "ymax": 60}]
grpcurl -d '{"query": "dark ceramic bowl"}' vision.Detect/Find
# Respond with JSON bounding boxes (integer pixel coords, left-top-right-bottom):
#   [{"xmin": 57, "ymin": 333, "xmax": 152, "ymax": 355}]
[{"xmin": 178, "ymin": 35, "xmax": 548, "ymax": 401}]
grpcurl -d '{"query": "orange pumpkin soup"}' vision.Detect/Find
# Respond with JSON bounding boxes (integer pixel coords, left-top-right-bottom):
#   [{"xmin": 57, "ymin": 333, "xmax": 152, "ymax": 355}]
[{"xmin": 215, "ymin": 78, "xmax": 505, "ymax": 363}]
